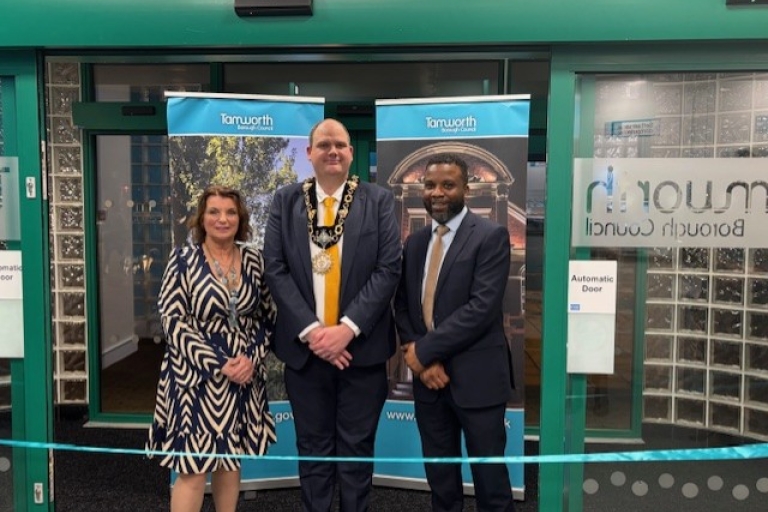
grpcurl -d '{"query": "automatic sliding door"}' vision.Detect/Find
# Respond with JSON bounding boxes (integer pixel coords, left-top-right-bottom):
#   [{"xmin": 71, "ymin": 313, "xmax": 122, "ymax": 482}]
[{"xmin": 94, "ymin": 134, "xmax": 170, "ymax": 414}]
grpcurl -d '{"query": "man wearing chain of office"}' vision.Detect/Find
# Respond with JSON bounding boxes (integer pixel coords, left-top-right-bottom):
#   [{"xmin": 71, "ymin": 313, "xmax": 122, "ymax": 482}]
[{"xmin": 264, "ymin": 118, "xmax": 401, "ymax": 512}]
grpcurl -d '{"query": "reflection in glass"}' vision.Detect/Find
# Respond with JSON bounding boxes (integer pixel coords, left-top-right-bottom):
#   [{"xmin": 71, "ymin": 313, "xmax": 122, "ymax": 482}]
[
  {"xmin": 710, "ymin": 402, "xmax": 740, "ymax": 430},
  {"xmin": 750, "ymin": 248, "xmax": 768, "ymax": 274},
  {"xmin": 647, "ymin": 304, "xmax": 674, "ymax": 330},
  {"xmin": 747, "ymin": 408, "xmax": 768, "ymax": 435},
  {"xmin": 647, "ymin": 273, "xmax": 674, "ymax": 299},
  {"xmin": 713, "ymin": 277, "xmax": 743, "ymax": 305},
  {"xmin": 648, "ymin": 247, "xmax": 675, "ymax": 269},
  {"xmin": 96, "ymin": 135, "xmax": 170, "ymax": 413},
  {"xmin": 746, "ymin": 375, "xmax": 768, "ymax": 406},
  {"xmin": 224, "ymin": 62, "xmax": 500, "ymax": 102},
  {"xmin": 747, "ymin": 312, "xmax": 768, "ymax": 340},
  {"xmin": 678, "ymin": 337, "xmax": 707, "ymax": 364},
  {"xmin": 712, "ymin": 309, "xmax": 743, "ymax": 337},
  {"xmin": 714, "ymin": 248, "xmax": 745, "ymax": 272},
  {"xmin": 58, "ymin": 235, "xmax": 83, "ymax": 260},
  {"xmin": 59, "ymin": 264, "xmax": 85, "ymax": 288},
  {"xmin": 748, "ymin": 278, "xmax": 768, "ymax": 307},
  {"xmin": 645, "ymin": 365, "xmax": 672, "ymax": 391},
  {"xmin": 676, "ymin": 398, "xmax": 705, "ymax": 424},
  {"xmin": 711, "ymin": 371, "xmax": 741, "ymax": 400},
  {"xmin": 711, "ymin": 339, "xmax": 741, "ymax": 367},
  {"xmin": 680, "ymin": 248, "xmax": 710, "ymax": 271},
  {"xmin": 678, "ymin": 306, "xmax": 708, "ymax": 333},
  {"xmin": 679, "ymin": 275, "xmax": 709, "ymax": 301},
  {"xmin": 645, "ymin": 335, "xmax": 673, "ymax": 361},
  {"xmin": 676, "ymin": 367, "xmax": 706, "ymax": 395},
  {"xmin": 580, "ymin": 71, "xmax": 768, "ymax": 512},
  {"xmin": 747, "ymin": 343, "xmax": 768, "ymax": 372},
  {"xmin": 643, "ymin": 396, "xmax": 670, "ymax": 419}
]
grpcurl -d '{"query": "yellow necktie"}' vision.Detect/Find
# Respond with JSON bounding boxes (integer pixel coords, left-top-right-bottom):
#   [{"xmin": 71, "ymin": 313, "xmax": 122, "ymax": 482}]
[
  {"xmin": 322, "ymin": 196, "xmax": 341, "ymax": 326},
  {"xmin": 422, "ymin": 225, "xmax": 449, "ymax": 331}
]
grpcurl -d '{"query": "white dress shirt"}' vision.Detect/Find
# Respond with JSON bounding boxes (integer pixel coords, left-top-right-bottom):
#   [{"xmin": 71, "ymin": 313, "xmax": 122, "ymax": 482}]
[{"xmin": 299, "ymin": 183, "xmax": 361, "ymax": 341}]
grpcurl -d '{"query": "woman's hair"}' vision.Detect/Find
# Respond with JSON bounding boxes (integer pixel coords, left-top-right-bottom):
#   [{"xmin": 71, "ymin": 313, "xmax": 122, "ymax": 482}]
[{"xmin": 188, "ymin": 185, "xmax": 252, "ymax": 244}]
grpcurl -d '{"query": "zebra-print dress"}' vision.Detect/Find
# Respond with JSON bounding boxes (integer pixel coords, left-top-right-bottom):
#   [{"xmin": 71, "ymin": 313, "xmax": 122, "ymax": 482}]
[{"xmin": 146, "ymin": 244, "xmax": 277, "ymax": 474}]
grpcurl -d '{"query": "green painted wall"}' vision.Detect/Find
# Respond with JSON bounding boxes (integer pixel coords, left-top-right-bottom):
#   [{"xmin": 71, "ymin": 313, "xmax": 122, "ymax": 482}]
[{"xmin": 2, "ymin": 0, "xmax": 768, "ymax": 48}]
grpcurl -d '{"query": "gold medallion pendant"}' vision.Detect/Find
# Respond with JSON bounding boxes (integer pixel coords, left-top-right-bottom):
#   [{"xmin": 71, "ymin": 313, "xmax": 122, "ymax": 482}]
[{"xmin": 312, "ymin": 250, "xmax": 333, "ymax": 275}]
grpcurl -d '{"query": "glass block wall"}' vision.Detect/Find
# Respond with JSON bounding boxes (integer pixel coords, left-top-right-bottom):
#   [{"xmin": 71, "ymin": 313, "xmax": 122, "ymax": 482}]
[
  {"xmin": 47, "ymin": 62, "xmax": 88, "ymax": 404},
  {"xmin": 46, "ymin": 64, "xmax": 203, "ymax": 407},
  {"xmin": 127, "ymin": 134, "xmax": 172, "ymax": 342},
  {"xmin": 592, "ymin": 72, "xmax": 768, "ymax": 440},
  {"xmin": 644, "ymin": 248, "xmax": 768, "ymax": 439}
]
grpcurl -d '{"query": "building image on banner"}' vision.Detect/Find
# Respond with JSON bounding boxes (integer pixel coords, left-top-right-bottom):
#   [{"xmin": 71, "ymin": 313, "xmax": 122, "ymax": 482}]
[
  {"xmin": 376, "ymin": 101, "xmax": 529, "ymax": 408},
  {"xmin": 374, "ymin": 95, "xmax": 530, "ymax": 498}
]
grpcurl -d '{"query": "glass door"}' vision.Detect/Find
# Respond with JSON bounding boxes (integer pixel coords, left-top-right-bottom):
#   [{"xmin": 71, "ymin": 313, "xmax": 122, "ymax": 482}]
[
  {"xmin": 567, "ymin": 68, "xmax": 768, "ymax": 512},
  {"xmin": 92, "ymin": 133, "xmax": 170, "ymax": 416},
  {"xmin": 0, "ymin": 54, "xmax": 54, "ymax": 511},
  {"xmin": 540, "ymin": 44, "xmax": 768, "ymax": 512},
  {"xmin": 0, "ymin": 72, "xmax": 18, "ymax": 512}
]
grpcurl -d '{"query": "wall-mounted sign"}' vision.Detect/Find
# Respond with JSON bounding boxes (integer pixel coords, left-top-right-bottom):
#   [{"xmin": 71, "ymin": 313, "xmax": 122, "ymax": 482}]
[
  {"xmin": 0, "ymin": 157, "xmax": 21, "ymax": 242},
  {"xmin": 605, "ymin": 118, "xmax": 659, "ymax": 137},
  {"xmin": 727, "ymin": 0, "xmax": 768, "ymax": 5},
  {"xmin": 567, "ymin": 260, "xmax": 617, "ymax": 374},
  {"xmin": 0, "ymin": 250, "xmax": 24, "ymax": 358},
  {"xmin": 572, "ymin": 158, "xmax": 768, "ymax": 248}
]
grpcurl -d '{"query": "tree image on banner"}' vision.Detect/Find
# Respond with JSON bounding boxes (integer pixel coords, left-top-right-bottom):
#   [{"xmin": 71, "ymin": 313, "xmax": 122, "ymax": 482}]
[
  {"xmin": 169, "ymin": 135, "xmax": 299, "ymax": 248},
  {"xmin": 168, "ymin": 135, "xmax": 299, "ymax": 401}
]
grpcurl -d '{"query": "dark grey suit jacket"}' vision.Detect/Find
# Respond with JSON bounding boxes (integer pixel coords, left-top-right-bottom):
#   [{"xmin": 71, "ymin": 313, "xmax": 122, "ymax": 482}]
[
  {"xmin": 394, "ymin": 211, "xmax": 513, "ymax": 408},
  {"xmin": 263, "ymin": 180, "xmax": 401, "ymax": 370}
]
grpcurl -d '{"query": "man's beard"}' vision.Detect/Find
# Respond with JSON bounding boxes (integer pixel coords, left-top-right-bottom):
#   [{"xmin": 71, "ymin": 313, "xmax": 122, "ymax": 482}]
[{"xmin": 424, "ymin": 199, "xmax": 464, "ymax": 224}]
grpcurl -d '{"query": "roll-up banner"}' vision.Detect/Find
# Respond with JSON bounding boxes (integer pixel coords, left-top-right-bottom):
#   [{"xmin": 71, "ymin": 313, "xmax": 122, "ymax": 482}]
[
  {"xmin": 375, "ymin": 95, "xmax": 530, "ymax": 499},
  {"xmin": 165, "ymin": 92, "xmax": 324, "ymax": 486}
]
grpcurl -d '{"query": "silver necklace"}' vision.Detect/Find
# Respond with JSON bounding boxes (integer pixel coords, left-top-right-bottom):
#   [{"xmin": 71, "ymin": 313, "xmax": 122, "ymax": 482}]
[{"xmin": 211, "ymin": 255, "xmax": 238, "ymax": 288}]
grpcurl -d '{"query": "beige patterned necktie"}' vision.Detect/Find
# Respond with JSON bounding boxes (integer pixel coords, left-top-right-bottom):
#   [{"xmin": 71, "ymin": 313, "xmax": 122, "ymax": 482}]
[{"xmin": 422, "ymin": 225, "xmax": 449, "ymax": 331}]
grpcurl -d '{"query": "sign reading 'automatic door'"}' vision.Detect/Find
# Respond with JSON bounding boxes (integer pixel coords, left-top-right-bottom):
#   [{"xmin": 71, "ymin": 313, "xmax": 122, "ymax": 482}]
[
  {"xmin": 572, "ymin": 158, "xmax": 768, "ymax": 248},
  {"xmin": 0, "ymin": 251, "xmax": 24, "ymax": 358},
  {"xmin": 567, "ymin": 260, "xmax": 617, "ymax": 374}
]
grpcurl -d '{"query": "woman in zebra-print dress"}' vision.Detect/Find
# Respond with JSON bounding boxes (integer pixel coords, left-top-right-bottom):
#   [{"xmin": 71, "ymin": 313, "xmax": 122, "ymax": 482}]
[{"xmin": 147, "ymin": 186, "xmax": 276, "ymax": 512}]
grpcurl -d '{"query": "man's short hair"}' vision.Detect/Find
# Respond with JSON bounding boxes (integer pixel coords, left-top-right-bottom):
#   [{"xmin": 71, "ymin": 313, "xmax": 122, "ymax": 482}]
[{"xmin": 425, "ymin": 153, "xmax": 469, "ymax": 185}]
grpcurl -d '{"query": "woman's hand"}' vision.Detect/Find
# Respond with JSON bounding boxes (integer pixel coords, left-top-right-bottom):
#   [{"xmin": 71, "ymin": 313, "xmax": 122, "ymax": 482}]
[{"xmin": 221, "ymin": 355, "xmax": 254, "ymax": 385}]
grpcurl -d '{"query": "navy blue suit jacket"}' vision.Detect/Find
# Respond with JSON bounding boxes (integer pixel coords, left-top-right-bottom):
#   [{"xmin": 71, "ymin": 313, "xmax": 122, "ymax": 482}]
[
  {"xmin": 264, "ymin": 180, "xmax": 401, "ymax": 370},
  {"xmin": 394, "ymin": 211, "xmax": 513, "ymax": 408}
]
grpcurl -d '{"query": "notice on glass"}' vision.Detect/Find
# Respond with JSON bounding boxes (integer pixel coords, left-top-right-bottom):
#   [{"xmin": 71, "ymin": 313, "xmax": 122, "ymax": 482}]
[
  {"xmin": 0, "ymin": 157, "xmax": 21, "ymax": 242},
  {"xmin": 567, "ymin": 260, "xmax": 617, "ymax": 374},
  {"xmin": 0, "ymin": 251, "xmax": 24, "ymax": 358}
]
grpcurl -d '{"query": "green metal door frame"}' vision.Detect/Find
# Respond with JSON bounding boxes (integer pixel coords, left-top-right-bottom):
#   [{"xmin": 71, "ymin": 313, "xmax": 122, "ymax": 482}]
[
  {"xmin": 0, "ymin": 50, "xmax": 54, "ymax": 511},
  {"xmin": 81, "ymin": 127, "xmax": 165, "ymax": 426},
  {"xmin": 539, "ymin": 40, "xmax": 768, "ymax": 512}
]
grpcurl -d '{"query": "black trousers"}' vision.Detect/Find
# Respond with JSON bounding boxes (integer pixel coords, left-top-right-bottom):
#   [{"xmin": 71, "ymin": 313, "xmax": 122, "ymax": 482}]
[
  {"xmin": 285, "ymin": 358, "xmax": 388, "ymax": 512},
  {"xmin": 415, "ymin": 390, "xmax": 514, "ymax": 512}
]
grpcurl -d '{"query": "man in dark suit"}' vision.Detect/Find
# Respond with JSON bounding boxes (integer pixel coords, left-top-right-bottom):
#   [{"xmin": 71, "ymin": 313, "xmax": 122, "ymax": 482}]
[
  {"xmin": 395, "ymin": 153, "xmax": 515, "ymax": 512},
  {"xmin": 263, "ymin": 118, "xmax": 401, "ymax": 512}
]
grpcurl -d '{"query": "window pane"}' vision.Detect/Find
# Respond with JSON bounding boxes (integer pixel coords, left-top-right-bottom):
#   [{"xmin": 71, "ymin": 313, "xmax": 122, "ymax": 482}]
[
  {"xmin": 224, "ymin": 62, "xmax": 499, "ymax": 101},
  {"xmin": 93, "ymin": 64, "xmax": 209, "ymax": 101}
]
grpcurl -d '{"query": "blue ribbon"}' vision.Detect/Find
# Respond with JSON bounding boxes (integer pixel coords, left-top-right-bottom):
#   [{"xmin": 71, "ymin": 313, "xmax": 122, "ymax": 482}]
[{"xmin": 2, "ymin": 438, "xmax": 768, "ymax": 464}]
